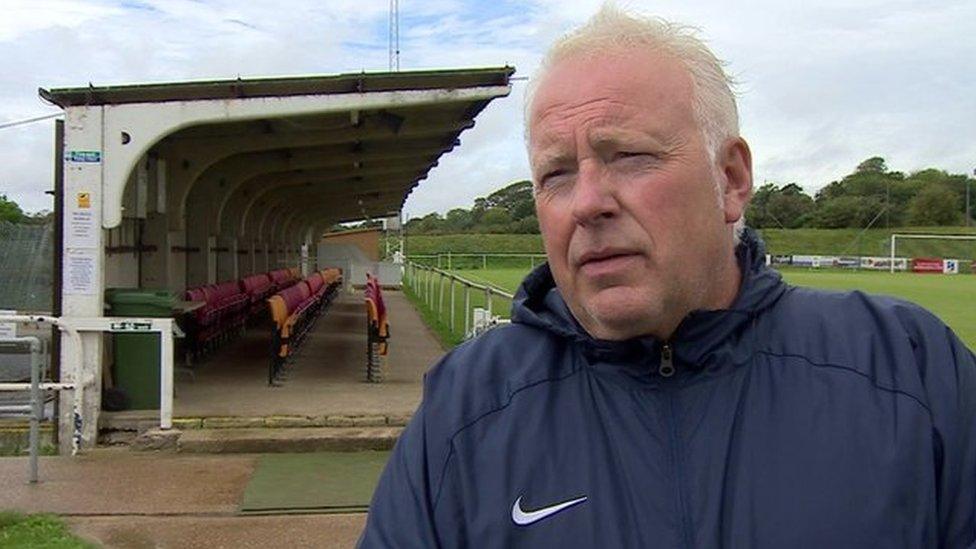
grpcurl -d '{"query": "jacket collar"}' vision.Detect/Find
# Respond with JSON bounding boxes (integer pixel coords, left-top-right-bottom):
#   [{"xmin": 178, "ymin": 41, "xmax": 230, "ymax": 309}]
[{"xmin": 511, "ymin": 228, "xmax": 787, "ymax": 374}]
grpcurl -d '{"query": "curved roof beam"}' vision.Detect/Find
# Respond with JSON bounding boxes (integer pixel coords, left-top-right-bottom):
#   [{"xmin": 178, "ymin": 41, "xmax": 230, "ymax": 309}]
[
  {"xmin": 255, "ymin": 184, "xmax": 404, "ymax": 245},
  {"xmin": 240, "ymin": 163, "xmax": 432, "ymax": 238},
  {"xmin": 253, "ymin": 184, "xmax": 407, "ymax": 244},
  {"xmin": 182, "ymin": 119, "xmax": 469, "ymax": 232},
  {"xmin": 280, "ymin": 197, "xmax": 402, "ymax": 247},
  {"xmin": 216, "ymin": 138, "xmax": 455, "ymax": 234}
]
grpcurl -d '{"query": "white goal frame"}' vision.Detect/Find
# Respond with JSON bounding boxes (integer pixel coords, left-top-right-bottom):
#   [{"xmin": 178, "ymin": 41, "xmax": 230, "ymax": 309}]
[{"xmin": 890, "ymin": 234, "xmax": 976, "ymax": 274}]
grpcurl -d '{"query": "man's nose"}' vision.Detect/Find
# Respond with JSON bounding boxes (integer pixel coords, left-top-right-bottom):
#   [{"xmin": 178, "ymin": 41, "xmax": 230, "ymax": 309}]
[{"xmin": 571, "ymin": 159, "xmax": 618, "ymax": 225}]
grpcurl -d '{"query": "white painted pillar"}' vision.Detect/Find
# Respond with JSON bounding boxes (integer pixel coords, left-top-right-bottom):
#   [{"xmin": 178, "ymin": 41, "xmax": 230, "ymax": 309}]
[
  {"xmin": 60, "ymin": 106, "xmax": 105, "ymax": 453},
  {"xmin": 141, "ymin": 212, "xmax": 169, "ymax": 289},
  {"xmin": 168, "ymin": 230, "xmax": 186, "ymax": 292},
  {"xmin": 184, "ymin": 220, "xmax": 210, "ymax": 287},
  {"xmin": 254, "ymin": 239, "xmax": 262, "ymax": 274},
  {"xmin": 206, "ymin": 235, "xmax": 217, "ymax": 283},
  {"xmin": 216, "ymin": 236, "xmax": 238, "ymax": 282}
]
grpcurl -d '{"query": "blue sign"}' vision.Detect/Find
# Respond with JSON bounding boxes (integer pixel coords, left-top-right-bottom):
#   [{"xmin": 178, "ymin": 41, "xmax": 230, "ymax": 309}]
[{"xmin": 65, "ymin": 151, "xmax": 101, "ymax": 163}]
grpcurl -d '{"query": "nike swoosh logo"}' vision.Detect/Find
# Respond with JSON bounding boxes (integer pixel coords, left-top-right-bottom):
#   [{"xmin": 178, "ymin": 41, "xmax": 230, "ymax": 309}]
[{"xmin": 511, "ymin": 495, "xmax": 588, "ymax": 526}]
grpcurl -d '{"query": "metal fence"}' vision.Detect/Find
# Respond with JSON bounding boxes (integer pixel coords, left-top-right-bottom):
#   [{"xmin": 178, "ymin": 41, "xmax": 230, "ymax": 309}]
[
  {"xmin": 403, "ymin": 262, "xmax": 514, "ymax": 341},
  {"xmin": 0, "ymin": 221, "xmax": 53, "ymax": 312},
  {"xmin": 408, "ymin": 252, "xmax": 547, "ymax": 271}
]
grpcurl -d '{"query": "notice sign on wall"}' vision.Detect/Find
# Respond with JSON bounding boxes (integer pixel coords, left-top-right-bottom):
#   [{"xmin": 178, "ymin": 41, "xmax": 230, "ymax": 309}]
[
  {"xmin": 64, "ymin": 249, "xmax": 96, "ymax": 295},
  {"xmin": 66, "ymin": 191, "xmax": 97, "ymax": 248}
]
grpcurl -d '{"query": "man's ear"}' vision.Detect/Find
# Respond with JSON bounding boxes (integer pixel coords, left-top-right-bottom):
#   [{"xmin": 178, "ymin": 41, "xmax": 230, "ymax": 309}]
[{"xmin": 719, "ymin": 137, "xmax": 753, "ymax": 224}]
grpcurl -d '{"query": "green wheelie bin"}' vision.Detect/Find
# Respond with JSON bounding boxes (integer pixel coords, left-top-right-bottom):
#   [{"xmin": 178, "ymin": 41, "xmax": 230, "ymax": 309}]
[{"xmin": 105, "ymin": 289, "xmax": 177, "ymax": 410}]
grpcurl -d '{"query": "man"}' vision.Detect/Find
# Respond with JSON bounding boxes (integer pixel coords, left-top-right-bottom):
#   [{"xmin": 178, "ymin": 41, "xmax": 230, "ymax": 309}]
[{"xmin": 360, "ymin": 5, "xmax": 976, "ymax": 548}]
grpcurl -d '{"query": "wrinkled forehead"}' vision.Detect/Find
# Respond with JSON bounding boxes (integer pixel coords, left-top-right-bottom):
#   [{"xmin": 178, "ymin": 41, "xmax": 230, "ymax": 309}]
[
  {"xmin": 527, "ymin": 50, "xmax": 697, "ymax": 153},
  {"xmin": 525, "ymin": 49, "xmax": 694, "ymax": 140}
]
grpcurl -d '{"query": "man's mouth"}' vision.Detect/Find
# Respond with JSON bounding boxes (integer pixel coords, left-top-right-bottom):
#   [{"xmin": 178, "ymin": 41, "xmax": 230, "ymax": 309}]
[{"xmin": 576, "ymin": 249, "xmax": 641, "ymax": 275}]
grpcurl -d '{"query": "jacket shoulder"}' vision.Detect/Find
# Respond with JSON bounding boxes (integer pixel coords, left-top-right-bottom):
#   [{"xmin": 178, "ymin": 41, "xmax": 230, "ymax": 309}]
[
  {"xmin": 423, "ymin": 323, "xmax": 575, "ymax": 428},
  {"xmin": 761, "ymin": 284, "xmax": 967, "ymax": 406}
]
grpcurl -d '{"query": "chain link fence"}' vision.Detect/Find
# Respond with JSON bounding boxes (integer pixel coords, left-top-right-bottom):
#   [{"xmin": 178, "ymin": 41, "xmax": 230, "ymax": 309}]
[{"xmin": 0, "ymin": 221, "xmax": 53, "ymax": 313}]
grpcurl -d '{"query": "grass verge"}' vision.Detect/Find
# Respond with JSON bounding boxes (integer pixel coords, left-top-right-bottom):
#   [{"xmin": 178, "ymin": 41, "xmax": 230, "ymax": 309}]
[
  {"xmin": 401, "ymin": 282, "xmax": 464, "ymax": 349},
  {"xmin": 0, "ymin": 511, "xmax": 95, "ymax": 548}
]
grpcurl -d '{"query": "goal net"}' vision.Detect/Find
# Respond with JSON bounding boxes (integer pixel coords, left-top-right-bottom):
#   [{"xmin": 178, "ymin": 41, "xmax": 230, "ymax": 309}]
[{"xmin": 890, "ymin": 234, "xmax": 976, "ymax": 274}]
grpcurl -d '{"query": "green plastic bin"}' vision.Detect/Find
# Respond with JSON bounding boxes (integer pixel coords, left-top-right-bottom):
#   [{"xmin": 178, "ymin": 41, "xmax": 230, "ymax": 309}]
[{"xmin": 105, "ymin": 288, "xmax": 177, "ymax": 410}]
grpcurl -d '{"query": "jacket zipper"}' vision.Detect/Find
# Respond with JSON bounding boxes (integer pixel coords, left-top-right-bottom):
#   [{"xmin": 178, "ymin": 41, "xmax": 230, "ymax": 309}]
[
  {"xmin": 659, "ymin": 343, "xmax": 675, "ymax": 377},
  {"xmin": 666, "ymin": 391, "xmax": 694, "ymax": 549},
  {"xmin": 662, "ymin": 343, "xmax": 693, "ymax": 548}
]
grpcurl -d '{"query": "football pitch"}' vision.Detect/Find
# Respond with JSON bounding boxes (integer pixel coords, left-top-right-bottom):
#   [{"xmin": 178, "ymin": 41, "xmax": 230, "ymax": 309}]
[{"xmin": 454, "ymin": 267, "xmax": 976, "ymax": 349}]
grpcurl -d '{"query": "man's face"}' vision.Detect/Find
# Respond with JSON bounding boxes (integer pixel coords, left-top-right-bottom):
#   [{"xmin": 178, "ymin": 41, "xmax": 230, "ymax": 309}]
[{"xmin": 528, "ymin": 49, "xmax": 746, "ymax": 341}]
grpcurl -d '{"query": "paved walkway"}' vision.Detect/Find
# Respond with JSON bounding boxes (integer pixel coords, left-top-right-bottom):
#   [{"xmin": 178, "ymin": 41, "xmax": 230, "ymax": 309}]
[
  {"xmin": 0, "ymin": 449, "xmax": 368, "ymax": 548},
  {"xmin": 67, "ymin": 514, "xmax": 366, "ymax": 548}
]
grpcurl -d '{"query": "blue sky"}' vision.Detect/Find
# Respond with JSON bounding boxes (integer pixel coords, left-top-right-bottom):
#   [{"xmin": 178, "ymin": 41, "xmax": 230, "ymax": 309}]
[{"xmin": 1, "ymin": 0, "xmax": 974, "ymax": 220}]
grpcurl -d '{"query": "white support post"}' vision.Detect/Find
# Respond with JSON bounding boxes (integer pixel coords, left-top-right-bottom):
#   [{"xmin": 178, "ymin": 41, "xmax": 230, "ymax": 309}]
[
  {"xmin": 890, "ymin": 235, "xmax": 896, "ymax": 274},
  {"xmin": 450, "ymin": 277, "xmax": 456, "ymax": 333},
  {"xmin": 159, "ymin": 319, "xmax": 174, "ymax": 429},
  {"xmin": 207, "ymin": 235, "xmax": 218, "ymax": 283},
  {"xmin": 56, "ymin": 316, "xmax": 178, "ymax": 433},
  {"xmin": 438, "ymin": 273, "xmax": 445, "ymax": 320},
  {"xmin": 60, "ymin": 105, "xmax": 105, "ymax": 454},
  {"xmin": 464, "ymin": 284, "xmax": 471, "ymax": 337}
]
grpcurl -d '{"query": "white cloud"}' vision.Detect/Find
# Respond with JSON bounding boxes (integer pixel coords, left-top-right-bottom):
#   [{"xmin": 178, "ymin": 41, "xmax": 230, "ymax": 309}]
[{"xmin": 1, "ymin": 0, "xmax": 974, "ymax": 219}]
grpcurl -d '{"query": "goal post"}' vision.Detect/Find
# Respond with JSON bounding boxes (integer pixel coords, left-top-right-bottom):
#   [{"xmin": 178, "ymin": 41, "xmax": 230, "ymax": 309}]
[{"xmin": 890, "ymin": 234, "xmax": 976, "ymax": 274}]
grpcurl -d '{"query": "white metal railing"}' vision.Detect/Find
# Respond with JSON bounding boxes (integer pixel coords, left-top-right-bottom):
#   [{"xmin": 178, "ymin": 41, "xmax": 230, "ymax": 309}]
[
  {"xmin": 2, "ymin": 335, "xmax": 55, "ymax": 483},
  {"xmin": 403, "ymin": 262, "xmax": 514, "ymax": 340},
  {"xmin": 0, "ymin": 315, "xmax": 82, "ymax": 458},
  {"xmin": 408, "ymin": 252, "xmax": 547, "ymax": 271},
  {"xmin": 0, "ymin": 315, "xmax": 179, "ymax": 457}
]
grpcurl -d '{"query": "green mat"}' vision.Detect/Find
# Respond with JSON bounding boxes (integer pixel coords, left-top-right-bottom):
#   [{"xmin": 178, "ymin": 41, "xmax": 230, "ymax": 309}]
[{"xmin": 240, "ymin": 451, "xmax": 390, "ymax": 515}]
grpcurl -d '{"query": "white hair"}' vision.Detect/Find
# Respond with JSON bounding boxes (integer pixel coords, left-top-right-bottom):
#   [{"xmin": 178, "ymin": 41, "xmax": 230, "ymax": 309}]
[{"xmin": 525, "ymin": 2, "xmax": 747, "ymax": 241}]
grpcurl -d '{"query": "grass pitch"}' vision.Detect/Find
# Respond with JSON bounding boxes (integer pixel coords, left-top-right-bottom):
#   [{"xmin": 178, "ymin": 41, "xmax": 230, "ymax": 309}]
[{"xmin": 454, "ymin": 266, "xmax": 976, "ymax": 349}]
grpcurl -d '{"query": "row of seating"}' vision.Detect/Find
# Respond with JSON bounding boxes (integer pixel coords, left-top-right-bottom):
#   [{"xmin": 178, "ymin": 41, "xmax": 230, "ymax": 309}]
[
  {"xmin": 267, "ymin": 268, "xmax": 343, "ymax": 386},
  {"xmin": 183, "ymin": 268, "xmax": 302, "ymax": 362},
  {"xmin": 364, "ymin": 273, "xmax": 390, "ymax": 383}
]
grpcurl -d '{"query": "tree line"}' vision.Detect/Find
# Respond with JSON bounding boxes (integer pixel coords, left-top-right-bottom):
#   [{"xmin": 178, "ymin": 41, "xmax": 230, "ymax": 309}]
[
  {"xmin": 0, "ymin": 194, "xmax": 52, "ymax": 224},
  {"xmin": 405, "ymin": 157, "xmax": 974, "ymax": 234},
  {"xmin": 405, "ymin": 180, "xmax": 538, "ymax": 234}
]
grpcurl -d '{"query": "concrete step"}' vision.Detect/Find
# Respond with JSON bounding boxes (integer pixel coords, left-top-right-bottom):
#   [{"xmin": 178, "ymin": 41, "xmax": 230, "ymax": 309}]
[
  {"xmin": 173, "ymin": 426, "xmax": 403, "ymax": 454},
  {"xmin": 100, "ymin": 411, "xmax": 412, "ymax": 432}
]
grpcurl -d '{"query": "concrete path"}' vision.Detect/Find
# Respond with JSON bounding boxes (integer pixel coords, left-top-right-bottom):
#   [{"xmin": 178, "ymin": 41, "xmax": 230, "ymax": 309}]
[
  {"xmin": 0, "ymin": 449, "xmax": 368, "ymax": 547},
  {"xmin": 67, "ymin": 514, "xmax": 367, "ymax": 549}
]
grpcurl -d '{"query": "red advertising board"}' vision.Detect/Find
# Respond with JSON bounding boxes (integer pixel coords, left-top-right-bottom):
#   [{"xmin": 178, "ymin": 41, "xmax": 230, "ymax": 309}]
[{"xmin": 911, "ymin": 258, "xmax": 943, "ymax": 274}]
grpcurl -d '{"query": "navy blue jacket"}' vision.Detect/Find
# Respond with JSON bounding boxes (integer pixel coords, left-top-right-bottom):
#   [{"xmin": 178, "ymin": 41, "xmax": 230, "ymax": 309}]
[{"xmin": 360, "ymin": 231, "xmax": 976, "ymax": 548}]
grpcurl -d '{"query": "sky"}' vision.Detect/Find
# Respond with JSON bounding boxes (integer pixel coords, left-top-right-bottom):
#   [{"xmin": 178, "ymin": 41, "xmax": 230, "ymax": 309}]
[{"xmin": 1, "ymin": 0, "xmax": 974, "ymax": 220}]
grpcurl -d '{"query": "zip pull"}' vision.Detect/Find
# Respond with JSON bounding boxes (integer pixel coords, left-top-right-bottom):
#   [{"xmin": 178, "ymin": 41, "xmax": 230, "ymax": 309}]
[{"xmin": 659, "ymin": 343, "xmax": 675, "ymax": 378}]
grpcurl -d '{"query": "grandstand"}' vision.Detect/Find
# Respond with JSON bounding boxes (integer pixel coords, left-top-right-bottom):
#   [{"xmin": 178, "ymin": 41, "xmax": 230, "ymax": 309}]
[{"xmin": 0, "ymin": 67, "xmax": 514, "ymax": 454}]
